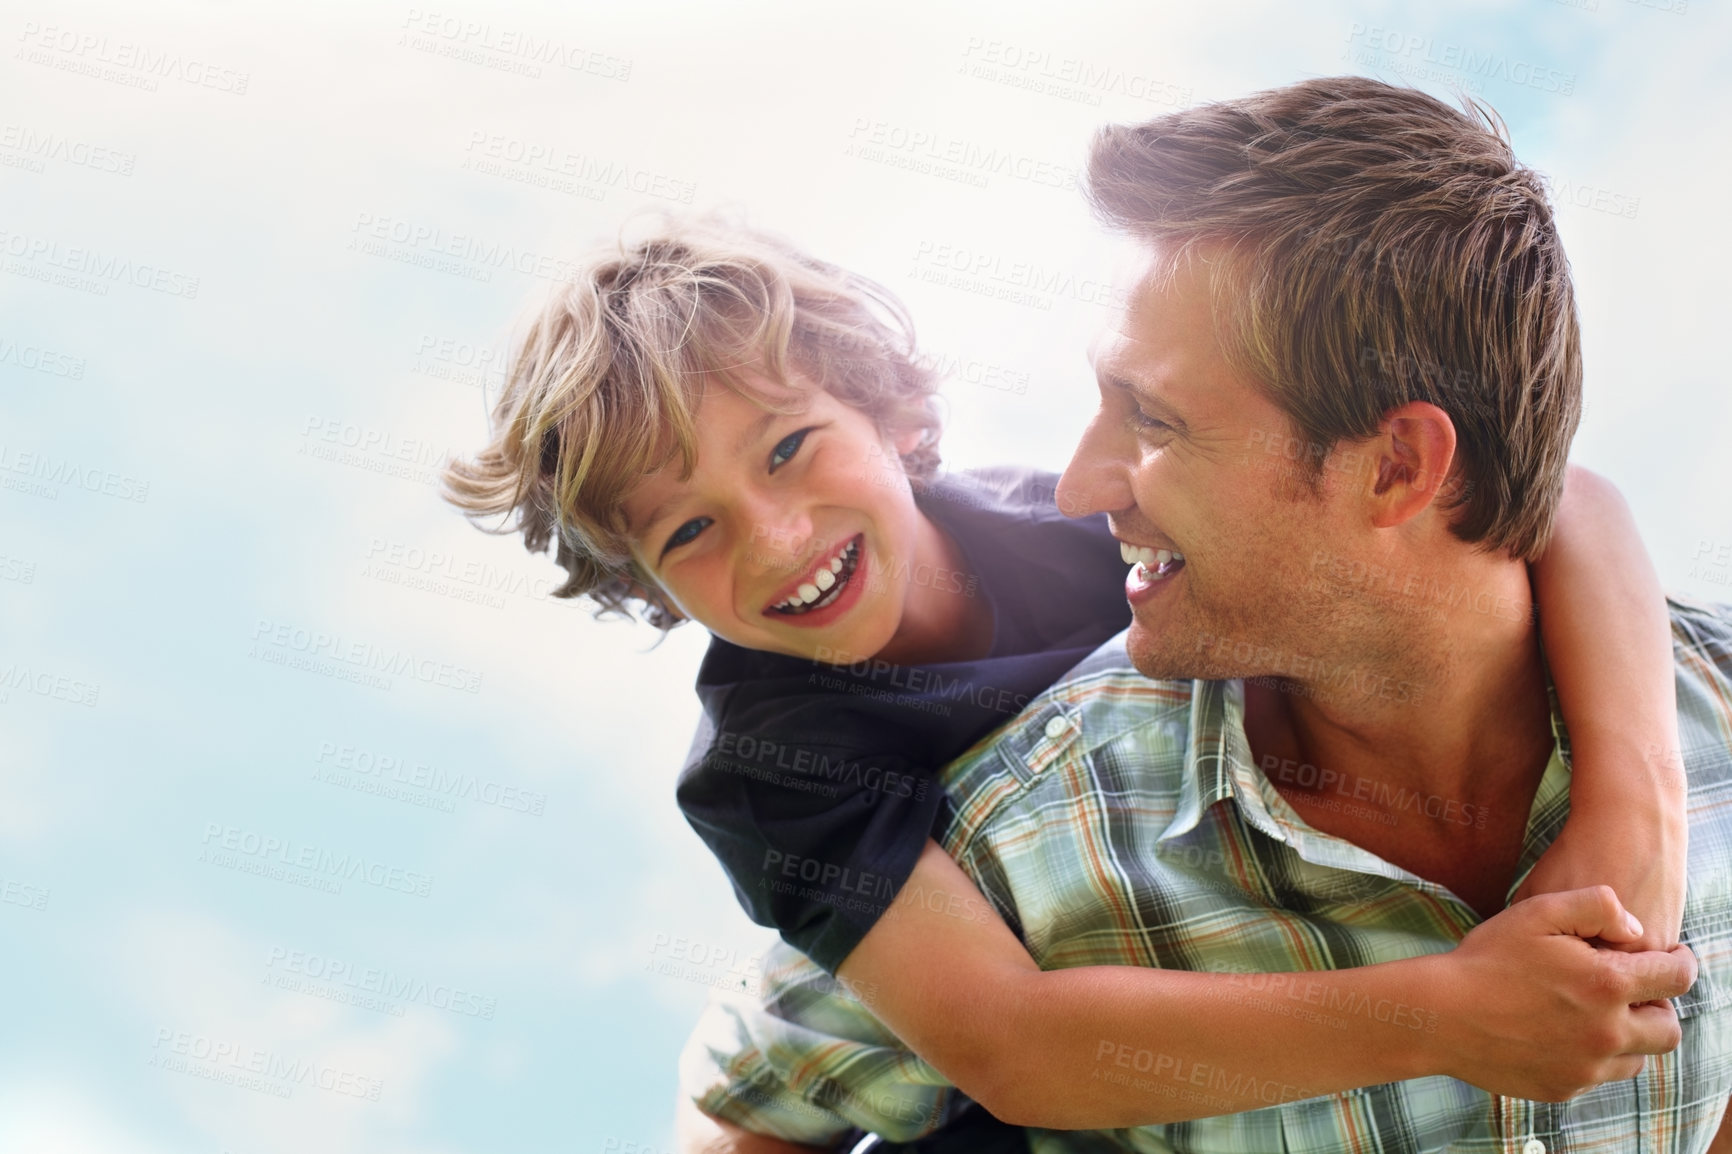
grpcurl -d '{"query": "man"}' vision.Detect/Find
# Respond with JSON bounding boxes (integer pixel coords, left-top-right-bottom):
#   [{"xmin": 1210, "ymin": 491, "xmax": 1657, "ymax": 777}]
[{"xmin": 676, "ymin": 77, "xmax": 1732, "ymax": 1152}]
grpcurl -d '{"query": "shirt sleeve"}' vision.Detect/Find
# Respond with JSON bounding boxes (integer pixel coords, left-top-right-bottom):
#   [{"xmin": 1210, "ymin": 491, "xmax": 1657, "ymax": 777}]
[
  {"xmin": 676, "ymin": 693, "xmax": 948, "ymax": 975},
  {"xmin": 678, "ymin": 941, "xmax": 965, "ymax": 1144}
]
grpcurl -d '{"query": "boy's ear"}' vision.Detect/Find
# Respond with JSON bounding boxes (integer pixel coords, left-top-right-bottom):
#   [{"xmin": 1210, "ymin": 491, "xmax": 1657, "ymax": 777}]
[
  {"xmin": 624, "ymin": 574, "xmax": 686, "ymax": 623},
  {"xmin": 889, "ymin": 423, "xmax": 925, "ymax": 458}
]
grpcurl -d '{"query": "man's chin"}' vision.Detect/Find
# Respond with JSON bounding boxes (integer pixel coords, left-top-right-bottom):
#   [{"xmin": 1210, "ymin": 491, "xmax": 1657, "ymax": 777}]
[{"xmin": 1123, "ymin": 616, "xmax": 1205, "ymax": 682}]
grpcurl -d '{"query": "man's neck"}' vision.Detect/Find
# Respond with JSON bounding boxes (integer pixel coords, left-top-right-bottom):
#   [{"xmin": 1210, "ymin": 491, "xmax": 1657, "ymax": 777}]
[{"xmin": 1242, "ymin": 552, "xmax": 1557, "ymax": 917}]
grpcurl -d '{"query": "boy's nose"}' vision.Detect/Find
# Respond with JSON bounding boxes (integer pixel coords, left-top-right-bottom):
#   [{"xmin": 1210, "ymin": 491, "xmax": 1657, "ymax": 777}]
[{"xmin": 741, "ymin": 504, "xmax": 816, "ymax": 575}]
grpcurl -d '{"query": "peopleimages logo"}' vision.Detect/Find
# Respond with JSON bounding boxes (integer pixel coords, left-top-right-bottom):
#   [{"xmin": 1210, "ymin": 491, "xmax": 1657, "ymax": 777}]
[
  {"xmin": 264, "ymin": 946, "xmax": 497, "ymax": 1018},
  {"xmin": 1342, "ymin": 23, "xmax": 1576, "ymax": 95},
  {"xmin": 249, "ymin": 618, "xmax": 483, "ymax": 694},
  {"xmin": 314, "ymin": 740, "xmax": 547, "ymax": 815},
  {"xmin": 0, "ymin": 443, "xmax": 148, "ymax": 502},
  {"xmin": 0, "ymin": 658, "xmax": 100, "ymax": 707},
  {"xmin": 0, "ymin": 123, "xmax": 135, "ymax": 176},
  {"xmin": 845, "ymin": 118, "xmax": 1078, "ymax": 191},
  {"xmin": 200, "ymin": 823, "xmax": 435, "ymax": 897},
  {"xmin": 149, "ymin": 1028, "xmax": 382, "ymax": 1101},
  {"xmin": 0, "ymin": 333, "xmax": 85, "ymax": 379},
  {"xmin": 0, "ymin": 226, "xmax": 200, "ymax": 297},
  {"xmin": 397, "ymin": 9, "xmax": 632, "ymax": 80},
  {"xmin": 16, "ymin": 22, "xmax": 251, "ymax": 94},
  {"xmin": 346, "ymin": 212, "xmax": 581, "ymax": 283}
]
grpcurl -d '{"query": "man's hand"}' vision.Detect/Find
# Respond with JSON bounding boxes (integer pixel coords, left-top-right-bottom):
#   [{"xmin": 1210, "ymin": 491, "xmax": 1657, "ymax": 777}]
[
  {"xmin": 675, "ymin": 1097, "xmax": 837, "ymax": 1154},
  {"xmin": 1511, "ymin": 776, "xmax": 1688, "ymax": 952},
  {"xmin": 1431, "ymin": 885, "xmax": 1696, "ymax": 1101}
]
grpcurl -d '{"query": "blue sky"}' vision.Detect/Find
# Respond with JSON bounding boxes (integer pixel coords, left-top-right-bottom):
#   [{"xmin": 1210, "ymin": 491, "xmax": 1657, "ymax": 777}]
[{"xmin": 2, "ymin": 1, "xmax": 1728, "ymax": 1150}]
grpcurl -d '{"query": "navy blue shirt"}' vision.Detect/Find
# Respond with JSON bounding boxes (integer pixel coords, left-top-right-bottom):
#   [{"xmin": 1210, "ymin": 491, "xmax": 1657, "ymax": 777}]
[{"xmin": 675, "ymin": 467, "xmax": 1131, "ymax": 972}]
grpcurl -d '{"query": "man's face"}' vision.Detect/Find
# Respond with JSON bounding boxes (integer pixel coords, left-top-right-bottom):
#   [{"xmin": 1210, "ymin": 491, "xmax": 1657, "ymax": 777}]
[
  {"xmin": 1056, "ymin": 242, "xmax": 1371, "ymax": 681},
  {"xmin": 621, "ymin": 374, "xmax": 927, "ymax": 662}
]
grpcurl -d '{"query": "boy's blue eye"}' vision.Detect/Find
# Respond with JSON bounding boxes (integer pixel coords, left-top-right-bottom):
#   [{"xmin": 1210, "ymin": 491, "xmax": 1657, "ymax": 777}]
[
  {"xmin": 769, "ymin": 428, "xmax": 815, "ymax": 472},
  {"xmin": 662, "ymin": 516, "xmax": 712, "ymax": 558}
]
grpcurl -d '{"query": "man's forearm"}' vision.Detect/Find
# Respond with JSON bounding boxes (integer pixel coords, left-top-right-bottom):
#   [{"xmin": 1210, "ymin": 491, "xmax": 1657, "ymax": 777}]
[{"xmin": 676, "ymin": 1096, "xmax": 837, "ymax": 1154}]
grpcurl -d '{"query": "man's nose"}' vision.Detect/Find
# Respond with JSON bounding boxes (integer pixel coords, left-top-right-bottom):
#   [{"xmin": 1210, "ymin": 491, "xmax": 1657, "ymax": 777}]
[{"xmin": 1056, "ymin": 408, "xmax": 1137, "ymax": 520}]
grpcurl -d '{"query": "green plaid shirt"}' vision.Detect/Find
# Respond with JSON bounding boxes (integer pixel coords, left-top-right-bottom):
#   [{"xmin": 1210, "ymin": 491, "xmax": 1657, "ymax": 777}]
[{"xmin": 681, "ymin": 597, "xmax": 1732, "ymax": 1153}]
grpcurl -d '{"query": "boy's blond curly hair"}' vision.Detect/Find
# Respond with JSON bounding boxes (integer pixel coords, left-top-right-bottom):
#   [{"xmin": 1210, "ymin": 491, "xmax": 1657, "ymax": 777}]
[{"xmin": 440, "ymin": 215, "xmax": 943, "ymax": 628}]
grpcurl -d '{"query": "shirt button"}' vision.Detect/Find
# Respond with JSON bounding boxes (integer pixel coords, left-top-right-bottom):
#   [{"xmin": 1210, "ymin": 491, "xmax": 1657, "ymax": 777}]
[
  {"xmin": 1043, "ymin": 716, "xmax": 1068, "ymax": 740},
  {"xmin": 1522, "ymin": 1139, "xmax": 1546, "ymax": 1154}
]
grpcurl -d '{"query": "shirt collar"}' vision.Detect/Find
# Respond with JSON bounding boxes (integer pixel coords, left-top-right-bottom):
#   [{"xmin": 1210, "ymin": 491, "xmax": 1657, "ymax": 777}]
[
  {"xmin": 1158, "ymin": 679, "xmax": 1240, "ymax": 844},
  {"xmin": 1162, "ymin": 677, "xmax": 1576, "ymax": 908}
]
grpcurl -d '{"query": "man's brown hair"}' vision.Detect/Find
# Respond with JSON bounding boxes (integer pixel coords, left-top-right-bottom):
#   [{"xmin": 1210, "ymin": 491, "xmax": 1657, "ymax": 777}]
[
  {"xmin": 440, "ymin": 215, "xmax": 942, "ymax": 628},
  {"xmin": 1086, "ymin": 75, "xmax": 1581, "ymax": 560}
]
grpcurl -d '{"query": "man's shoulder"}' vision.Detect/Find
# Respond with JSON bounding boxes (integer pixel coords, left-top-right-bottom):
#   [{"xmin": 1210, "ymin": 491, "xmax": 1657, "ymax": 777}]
[
  {"xmin": 1669, "ymin": 594, "xmax": 1732, "ymax": 665},
  {"xmin": 938, "ymin": 631, "xmax": 1197, "ymax": 806},
  {"xmin": 1662, "ymin": 597, "xmax": 1732, "ymax": 1030},
  {"xmin": 1669, "ymin": 594, "xmax": 1732, "ymax": 762}
]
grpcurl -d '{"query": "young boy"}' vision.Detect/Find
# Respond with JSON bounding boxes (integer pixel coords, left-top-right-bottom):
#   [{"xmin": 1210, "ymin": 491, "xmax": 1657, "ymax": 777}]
[{"xmin": 442, "ymin": 217, "xmax": 1688, "ymax": 1130}]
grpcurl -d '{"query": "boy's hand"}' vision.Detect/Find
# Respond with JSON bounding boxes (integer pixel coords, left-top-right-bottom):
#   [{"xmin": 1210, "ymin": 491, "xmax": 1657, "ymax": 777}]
[
  {"xmin": 676, "ymin": 1098, "xmax": 837, "ymax": 1154},
  {"xmin": 1512, "ymin": 789, "xmax": 1687, "ymax": 952},
  {"xmin": 1430, "ymin": 886, "xmax": 1695, "ymax": 1101}
]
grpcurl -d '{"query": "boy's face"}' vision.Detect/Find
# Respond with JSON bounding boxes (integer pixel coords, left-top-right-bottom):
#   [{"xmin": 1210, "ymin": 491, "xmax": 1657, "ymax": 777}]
[{"xmin": 622, "ymin": 374, "xmax": 927, "ymax": 662}]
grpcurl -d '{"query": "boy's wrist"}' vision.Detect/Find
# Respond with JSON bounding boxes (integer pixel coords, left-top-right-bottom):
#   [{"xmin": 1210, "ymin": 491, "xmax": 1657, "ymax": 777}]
[
  {"xmin": 1562, "ymin": 787, "xmax": 1687, "ymax": 845},
  {"xmin": 1563, "ymin": 722, "xmax": 1687, "ymax": 801},
  {"xmin": 1394, "ymin": 953, "xmax": 1457, "ymax": 1082}
]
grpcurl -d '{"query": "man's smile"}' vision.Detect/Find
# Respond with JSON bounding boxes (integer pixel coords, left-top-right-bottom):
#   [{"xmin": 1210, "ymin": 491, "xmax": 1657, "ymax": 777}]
[{"xmin": 1118, "ymin": 539, "xmax": 1186, "ymax": 606}]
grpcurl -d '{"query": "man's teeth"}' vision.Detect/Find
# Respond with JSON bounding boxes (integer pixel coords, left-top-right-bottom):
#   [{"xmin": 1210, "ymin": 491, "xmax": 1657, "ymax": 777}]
[
  {"xmin": 776, "ymin": 540, "xmax": 858, "ymax": 611},
  {"xmin": 1118, "ymin": 542, "xmax": 1185, "ymax": 568}
]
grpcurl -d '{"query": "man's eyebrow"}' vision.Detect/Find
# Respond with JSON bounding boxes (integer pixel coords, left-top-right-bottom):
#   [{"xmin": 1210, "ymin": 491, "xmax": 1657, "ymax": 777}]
[{"xmin": 1102, "ymin": 371, "xmax": 1190, "ymax": 433}]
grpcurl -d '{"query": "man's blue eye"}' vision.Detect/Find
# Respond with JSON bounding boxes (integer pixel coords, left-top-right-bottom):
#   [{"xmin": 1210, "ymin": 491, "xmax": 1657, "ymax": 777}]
[
  {"xmin": 770, "ymin": 428, "xmax": 813, "ymax": 471},
  {"xmin": 663, "ymin": 517, "xmax": 712, "ymax": 555},
  {"xmin": 1134, "ymin": 410, "xmax": 1171, "ymax": 432}
]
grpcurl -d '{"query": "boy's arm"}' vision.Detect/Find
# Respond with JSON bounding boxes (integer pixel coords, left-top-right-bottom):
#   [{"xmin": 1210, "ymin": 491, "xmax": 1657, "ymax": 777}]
[
  {"xmin": 676, "ymin": 1098, "xmax": 834, "ymax": 1154},
  {"xmin": 835, "ymin": 841, "xmax": 1693, "ymax": 1130},
  {"xmin": 1513, "ymin": 465, "xmax": 1688, "ymax": 950}
]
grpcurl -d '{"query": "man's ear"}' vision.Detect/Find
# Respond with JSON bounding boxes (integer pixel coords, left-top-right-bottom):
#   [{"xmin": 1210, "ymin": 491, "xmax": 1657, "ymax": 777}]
[{"xmin": 1364, "ymin": 401, "xmax": 1458, "ymax": 529}]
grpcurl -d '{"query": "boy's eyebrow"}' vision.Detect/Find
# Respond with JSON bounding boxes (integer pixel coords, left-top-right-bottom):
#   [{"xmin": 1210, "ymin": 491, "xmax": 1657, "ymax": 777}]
[
  {"xmin": 734, "ymin": 409, "xmax": 778, "ymax": 455},
  {"xmin": 631, "ymin": 410, "xmax": 783, "ymax": 541},
  {"xmin": 636, "ymin": 499, "xmax": 675, "ymax": 538}
]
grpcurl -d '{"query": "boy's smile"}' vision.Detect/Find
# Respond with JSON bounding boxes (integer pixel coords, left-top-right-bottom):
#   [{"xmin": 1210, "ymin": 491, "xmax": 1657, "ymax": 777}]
[
  {"xmin": 622, "ymin": 374, "xmax": 990, "ymax": 665},
  {"xmin": 764, "ymin": 534, "xmax": 863, "ymax": 617}
]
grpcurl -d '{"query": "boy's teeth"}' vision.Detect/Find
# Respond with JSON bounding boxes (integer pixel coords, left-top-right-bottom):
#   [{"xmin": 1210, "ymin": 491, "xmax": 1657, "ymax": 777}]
[{"xmin": 775, "ymin": 538, "xmax": 860, "ymax": 611}]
